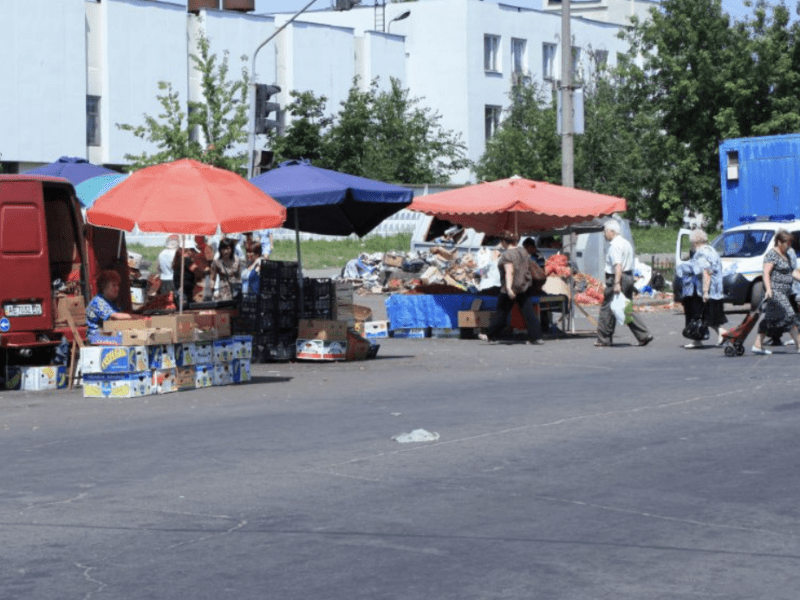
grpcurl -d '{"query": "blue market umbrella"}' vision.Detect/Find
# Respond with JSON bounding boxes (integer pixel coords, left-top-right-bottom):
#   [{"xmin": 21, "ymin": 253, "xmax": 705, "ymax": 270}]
[
  {"xmin": 74, "ymin": 173, "xmax": 128, "ymax": 208},
  {"xmin": 249, "ymin": 159, "xmax": 413, "ymax": 237},
  {"xmin": 25, "ymin": 156, "xmax": 117, "ymax": 186}
]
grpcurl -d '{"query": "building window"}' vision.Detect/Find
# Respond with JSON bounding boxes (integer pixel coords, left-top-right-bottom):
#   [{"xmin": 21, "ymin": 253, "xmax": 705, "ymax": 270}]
[
  {"xmin": 542, "ymin": 43, "xmax": 557, "ymax": 80},
  {"xmin": 485, "ymin": 105, "xmax": 502, "ymax": 140},
  {"xmin": 87, "ymin": 96, "xmax": 101, "ymax": 147},
  {"xmin": 484, "ymin": 35, "xmax": 500, "ymax": 72},
  {"xmin": 511, "ymin": 38, "xmax": 527, "ymax": 75},
  {"xmin": 593, "ymin": 49, "xmax": 608, "ymax": 70}
]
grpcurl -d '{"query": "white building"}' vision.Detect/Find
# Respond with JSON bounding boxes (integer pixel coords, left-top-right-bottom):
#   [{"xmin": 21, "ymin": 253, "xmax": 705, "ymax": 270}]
[{"xmin": 1, "ymin": 0, "xmax": 652, "ymax": 183}]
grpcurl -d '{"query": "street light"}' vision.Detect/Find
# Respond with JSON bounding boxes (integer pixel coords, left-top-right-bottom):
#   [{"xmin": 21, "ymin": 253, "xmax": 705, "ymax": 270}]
[{"xmin": 387, "ymin": 10, "xmax": 410, "ymax": 33}]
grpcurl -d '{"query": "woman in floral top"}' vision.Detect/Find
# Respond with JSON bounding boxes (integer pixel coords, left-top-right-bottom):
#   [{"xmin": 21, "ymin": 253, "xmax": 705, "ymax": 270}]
[
  {"xmin": 678, "ymin": 229, "xmax": 728, "ymax": 348},
  {"xmin": 751, "ymin": 229, "xmax": 800, "ymax": 354},
  {"xmin": 210, "ymin": 238, "xmax": 243, "ymax": 301}
]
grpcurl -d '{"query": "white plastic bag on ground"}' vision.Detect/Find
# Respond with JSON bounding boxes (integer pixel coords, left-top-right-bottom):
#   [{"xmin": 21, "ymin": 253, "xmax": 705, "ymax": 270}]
[{"xmin": 391, "ymin": 429, "xmax": 440, "ymax": 443}]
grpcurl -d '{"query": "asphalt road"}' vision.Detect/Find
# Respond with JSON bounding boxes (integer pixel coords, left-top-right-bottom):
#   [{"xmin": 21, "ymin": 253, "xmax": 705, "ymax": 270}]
[{"xmin": 2, "ymin": 306, "xmax": 800, "ymax": 600}]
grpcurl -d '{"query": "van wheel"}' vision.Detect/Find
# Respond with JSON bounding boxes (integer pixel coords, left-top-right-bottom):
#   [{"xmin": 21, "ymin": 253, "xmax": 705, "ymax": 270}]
[{"xmin": 750, "ymin": 281, "xmax": 764, "ymax": 308}]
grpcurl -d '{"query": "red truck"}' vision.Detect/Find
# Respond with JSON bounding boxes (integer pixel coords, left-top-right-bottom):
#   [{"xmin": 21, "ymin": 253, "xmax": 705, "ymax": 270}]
[{"xmin": 0, "ymin": 175, "xmax": 132, "ymax": 380}]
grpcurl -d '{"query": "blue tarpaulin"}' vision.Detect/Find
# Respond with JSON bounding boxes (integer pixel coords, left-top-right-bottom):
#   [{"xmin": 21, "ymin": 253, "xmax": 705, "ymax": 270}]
[{"xmin": 386, "ymin": 295, "xmax": 501, "ymax": 329}]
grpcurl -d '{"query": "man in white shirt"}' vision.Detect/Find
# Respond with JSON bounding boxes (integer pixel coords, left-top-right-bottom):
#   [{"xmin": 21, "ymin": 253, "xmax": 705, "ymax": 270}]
[
  {"xmin": 595, "ymin": 220, "xmax": 653, "ymax": 347},
  {"xmin": 157, "ymin": 235, "xmax": 179, "ymax": 293}
]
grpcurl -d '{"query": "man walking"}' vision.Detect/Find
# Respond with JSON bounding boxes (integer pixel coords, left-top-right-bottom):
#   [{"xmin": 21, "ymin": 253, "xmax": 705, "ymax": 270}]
[{"xmin": 595, "ymin": 220, "xmax": 653, "ymax": 347}]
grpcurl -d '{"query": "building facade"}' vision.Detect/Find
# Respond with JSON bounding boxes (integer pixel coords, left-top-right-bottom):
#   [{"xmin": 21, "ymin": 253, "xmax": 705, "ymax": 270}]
[{"xmin": 1, "ymin": 0, "xmax": 650, "ymax": 183}]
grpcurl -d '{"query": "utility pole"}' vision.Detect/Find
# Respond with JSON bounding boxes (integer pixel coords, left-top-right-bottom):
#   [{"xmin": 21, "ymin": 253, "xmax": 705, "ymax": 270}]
[{"xmin": 560, "ymin": 0, "xmax": 573, "ymax": 189}]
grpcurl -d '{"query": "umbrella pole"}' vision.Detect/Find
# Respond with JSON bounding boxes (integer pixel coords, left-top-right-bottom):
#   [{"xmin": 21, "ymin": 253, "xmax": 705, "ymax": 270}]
[
  {"xmin": 294, "ymin": 208, "xmax": 305, "ymax": 318},
  {"xmin": 568, "ymin": 230, "xmax": 576, "ymax": 332},
  {"xmin": 179, "ymin": 234, "xmax": 186, "ymax": 314}
]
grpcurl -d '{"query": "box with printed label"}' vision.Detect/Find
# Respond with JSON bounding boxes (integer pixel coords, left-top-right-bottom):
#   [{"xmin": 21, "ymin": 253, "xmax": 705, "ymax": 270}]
[
  {"xmin": 391, "ymin": 327, "xmax": 429, "ymax": 339},
  {"xmin": 83, "ymin": 372, "xmax": 151, "ymax": 398},
  {"xmin": 430, "ymin": 327, "xmax": 461, "ymax": 339},
  {"xmin": 233, "ymin": 335, "xmax": 253, "ymax": 359},
  {"xmin": 174, "ymin": 342, "xmax": 197, "ymax": 367},
  {"xmin": 231, "ymin": 359, "xmax": 251, "ymax": 383},
  {"xmin": 175, "ymin": 366, "xmax": 196, "ymax": 391},
  {"xmin": 5, "ymin": 366, "xmax": 67, "ymax": 391},
  {"xmin": 213, "ymin": 338, "xmax": 235, "ymax": 363},
  {"xmin": 297, "ymin": 319, "xmax": 348, "ymax": 342},
  {"xmin": 296, "ymin": 339, "xmax": 347, "ymax": 361},
  {"xmin": 213, "ymin": 362, "xmax": 234, "ymax": 386},
  {"xmin": 149, "ymin": 314, "xmax": 195, "ymax": 343},
  {"xmin": 147, "ymin": 344, "xmax": 177, "ymax": 369},
  {"xmin": 194, "ymin": 364, "xmax": 214, "ymax": 388},
  {"xmin": 363, "ymin": 320, "xmax": 390, "ymax": 339},
  {"xmin": 81, "ymin": 346, "xmax": 144, "ymax": 374},
  {"xmin": 193, "ymin": 341, "xmax": 213, "ymax": 364},
  {"xmin": 151, "ymin": 369, "xmax": 177, "ymax": 394}
]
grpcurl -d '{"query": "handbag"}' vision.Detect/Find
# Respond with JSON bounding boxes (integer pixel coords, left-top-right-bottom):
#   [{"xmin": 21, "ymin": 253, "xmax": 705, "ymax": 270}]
[{"xmin": 682, "ymin": 318, "xmax": 709, "ymax": 341}]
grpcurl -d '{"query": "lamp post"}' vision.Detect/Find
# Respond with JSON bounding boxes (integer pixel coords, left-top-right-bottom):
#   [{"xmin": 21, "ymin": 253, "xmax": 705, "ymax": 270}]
[
  {"xmin": 559, "ymin": 0, "xmax": 573, "ymax": 189},
  {"xmin": 387, "ymin": 10, "xmax": 410, "ymax": 33}
]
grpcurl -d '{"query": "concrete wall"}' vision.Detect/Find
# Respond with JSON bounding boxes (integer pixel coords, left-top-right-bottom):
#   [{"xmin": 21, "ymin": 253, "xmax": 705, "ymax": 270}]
[{"xmin": 0, "ymin": 0, "xmax": 87, "ymax": 162}]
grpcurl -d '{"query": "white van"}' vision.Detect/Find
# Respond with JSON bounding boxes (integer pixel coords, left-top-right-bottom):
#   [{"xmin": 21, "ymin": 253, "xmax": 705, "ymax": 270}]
[{"xmin": 675, "ymin": 217, "xmax": 800, "ymax": 306}]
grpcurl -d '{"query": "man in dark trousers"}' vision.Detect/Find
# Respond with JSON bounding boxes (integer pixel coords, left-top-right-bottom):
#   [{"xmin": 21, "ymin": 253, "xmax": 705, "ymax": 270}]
[{"xmin": 479, "ymin": 230, "xmax": 544, "ymax": 345}]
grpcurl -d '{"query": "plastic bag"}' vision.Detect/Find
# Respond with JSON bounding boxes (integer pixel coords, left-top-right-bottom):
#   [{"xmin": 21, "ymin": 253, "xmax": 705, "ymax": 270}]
[{"xmin": 610, "ymin": 293, "xmax": 632, "ymax": 326}]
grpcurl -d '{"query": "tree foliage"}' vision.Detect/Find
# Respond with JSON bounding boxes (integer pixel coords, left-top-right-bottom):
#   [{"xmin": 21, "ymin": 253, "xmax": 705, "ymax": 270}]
[
  {"xmin": 276, "ymin": 77, "xmax": 470, "ymax": 184},
  {"xmin": 117, "ymin": 32, "xmax": 250, "ymax": 173}
]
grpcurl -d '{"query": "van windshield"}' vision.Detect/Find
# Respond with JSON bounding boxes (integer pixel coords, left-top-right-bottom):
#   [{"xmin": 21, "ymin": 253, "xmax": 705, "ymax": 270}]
[{"xmin": 711, "ymin": 230, "xmax": 773, "ymax": 258}]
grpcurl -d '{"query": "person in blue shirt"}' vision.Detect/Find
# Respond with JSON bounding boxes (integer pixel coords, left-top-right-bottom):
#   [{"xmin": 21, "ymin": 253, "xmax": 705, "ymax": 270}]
[{"xmin": 86, "ymin": 270, "xmax": 132, "ymax": 337}]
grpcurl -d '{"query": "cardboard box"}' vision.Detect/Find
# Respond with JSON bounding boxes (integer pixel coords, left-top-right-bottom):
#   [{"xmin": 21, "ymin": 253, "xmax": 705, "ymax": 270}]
[
  {"xmin": 102, "ymin": 317, "xmax": 152, "ymax": 332},
  {"xmin": 194, "ymin": 364, "xmax": 214, "ymax": 388},
  {"xmin": 175, "ymin": 366, "xmax": 196, "ymax": 391},
  {"xmin": 81, "ymin": 346, "xmax": 148, "ymax": 374},
  {"xmin": 193, "ymin": 310, "xmax": 232, "ymax": 337},
  {"xmin": 383, "ymin": 254, "xmax": 404, "ymax": 268},
  {"xmin": 5, "ymin": 366, "xmax": 67, "ymax": 391},
  {"xmin": 213, "ymin": 338, "xmax": 236, "ymax": 363},
  {"xmin": 233, "ymin": 335, "xmax": 253, "ymax": 360},
  {"xmin": 353, "ymin": 321, "xmax": 365, "ymax": 335},
  {"xmin": 149, "ymin": 314, "xmax": 195, "ymax": 343},
  {"xmin": 430, "ymin": 327, "xmax": 461, "ymax": 339},
  {"xmin": 391, "ymin": 328, "xmax": 429, "ymax": 339},
  {"xmin": 232, "ymin": 359, "xmax": 251, "ymax": 383},
  {"xmin": 175, "ymin": 342, "xmax": 198, "ymax": 367},
  {"xmin": 295, "ymin": 339, "xmax": 347, "ymax": 361},
  {"xmin": 116, "ymin": 328, "xmax": 173, "ymax": 346},
  {"xmin": 54, "ymin": 295, "xmax": 86, "ymax": 327},
  {"xmin": 213, "ymin": 362, "xmax": 234, "ymax": 386},
  {"xmin": 363, "ymin": 320, "xmax": 390, "ymax": 339},
  {"xmin": 346, "ymin": 330, "xmax": 372, "ymax": 361},
  {"xmin": 194, "ymin": 341, "xmax": 213, "ymax": 364},
  {"xmin": 147, "ymin": 344, "xmax": 177, "ymax": 369},
  {"xmin": 457, "ymin": 310, "xmax": 494, "ymax": 328},
  {"xmin": 152, "ymin": 368, "xmax": 177, "ymax": 394},
  {"xmin": 83, "ymin": 372, "xmax": 151, "ymax": 398},
  {"xmin": 297, "ymin": 319, "xmax": 348, "ymax": 342}
]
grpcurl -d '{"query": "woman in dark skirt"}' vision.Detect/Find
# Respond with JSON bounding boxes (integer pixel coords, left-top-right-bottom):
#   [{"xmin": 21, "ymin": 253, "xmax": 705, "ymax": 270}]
[
  {"xmin": 679, "ymin": 229, "xmax": 728, "ymax": 348},
  {"xmin": 751, "ymin": 229, "xmax": 800, "ymax": 354}
]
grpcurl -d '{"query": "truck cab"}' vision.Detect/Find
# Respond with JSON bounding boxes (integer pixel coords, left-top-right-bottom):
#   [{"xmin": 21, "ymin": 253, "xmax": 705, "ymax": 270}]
[
  {"xmin": 0, "ymin": 175, "xmax": 131, "ymax": 371},
  {"xmin": 676, "ymin": 216, "xmax": 800, "ymax": 307}
]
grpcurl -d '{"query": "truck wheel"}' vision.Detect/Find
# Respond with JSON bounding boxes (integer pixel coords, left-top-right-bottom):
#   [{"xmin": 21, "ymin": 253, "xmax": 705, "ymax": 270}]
[{"xmin": 750, "ymin": 281, "xmax": 764, "ymax": 309}]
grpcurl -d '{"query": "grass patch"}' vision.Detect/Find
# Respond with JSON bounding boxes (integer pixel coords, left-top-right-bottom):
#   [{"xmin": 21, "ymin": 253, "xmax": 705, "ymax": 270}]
[
  {"xmin": 631, "ymin": 225, "xmax": 722, "ymax": 256},
  {"xmin": 127, "ymin": 233, "xmax": 413, "ymax": 271}
]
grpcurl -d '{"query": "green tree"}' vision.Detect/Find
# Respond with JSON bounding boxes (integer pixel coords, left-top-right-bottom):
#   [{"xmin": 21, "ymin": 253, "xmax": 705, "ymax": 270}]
[
  {"xmin": 473, "ymin": 80, "xmax": 560, "ymax": 183},
  {"xmin": 322, "ymin": 77, "xmax": 471, "ymax": 183},
  {"xmin": 117, "ymin": 32, "xmax": 250, "ymax": 173},
  {"xmin": 271, "ymin": 90, "xmax": 332, "ymax": 165}
]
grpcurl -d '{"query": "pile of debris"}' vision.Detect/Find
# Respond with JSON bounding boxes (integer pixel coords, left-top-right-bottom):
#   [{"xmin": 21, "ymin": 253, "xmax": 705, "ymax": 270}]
[{"xmin": 340, "ymin": 248, "xmax": 611, "ymax": 303}]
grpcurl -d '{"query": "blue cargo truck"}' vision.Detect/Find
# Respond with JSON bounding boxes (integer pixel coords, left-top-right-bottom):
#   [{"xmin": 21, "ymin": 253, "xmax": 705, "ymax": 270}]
[{"xmin": 676, "ymin": 134, "xmax": 800, "ymax": 306}]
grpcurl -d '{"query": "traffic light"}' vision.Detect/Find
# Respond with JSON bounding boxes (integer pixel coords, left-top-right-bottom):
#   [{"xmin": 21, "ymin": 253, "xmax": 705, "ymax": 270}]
[
  {"xmin": 252, "ymin": 150, "xmax": 274, "ymax": 176},
  {"xmin": 254, "ymin": 83, "xmax": 281, "ymax": 135}
]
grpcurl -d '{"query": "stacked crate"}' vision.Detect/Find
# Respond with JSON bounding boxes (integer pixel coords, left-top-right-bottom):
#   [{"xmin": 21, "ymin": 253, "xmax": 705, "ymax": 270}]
[{"xmin": 302, "ymin": 278, "xmax": 335, "ymax": 320}]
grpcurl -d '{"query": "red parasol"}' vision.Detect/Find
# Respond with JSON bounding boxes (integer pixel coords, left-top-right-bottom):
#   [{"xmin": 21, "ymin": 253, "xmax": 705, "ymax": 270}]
[
  {"xmin": 86, "ymin": 159, "xmax": 286, "ymax": 234},
  {"xmin": 408, "ymin": 176, "xmax": 626, "ymax": 235}
]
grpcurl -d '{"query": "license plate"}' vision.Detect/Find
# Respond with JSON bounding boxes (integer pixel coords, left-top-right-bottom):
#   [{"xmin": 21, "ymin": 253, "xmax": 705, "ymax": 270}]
[{"xmin": 4, "ymin": 303, "xmax": 43, "ymax": 317}]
